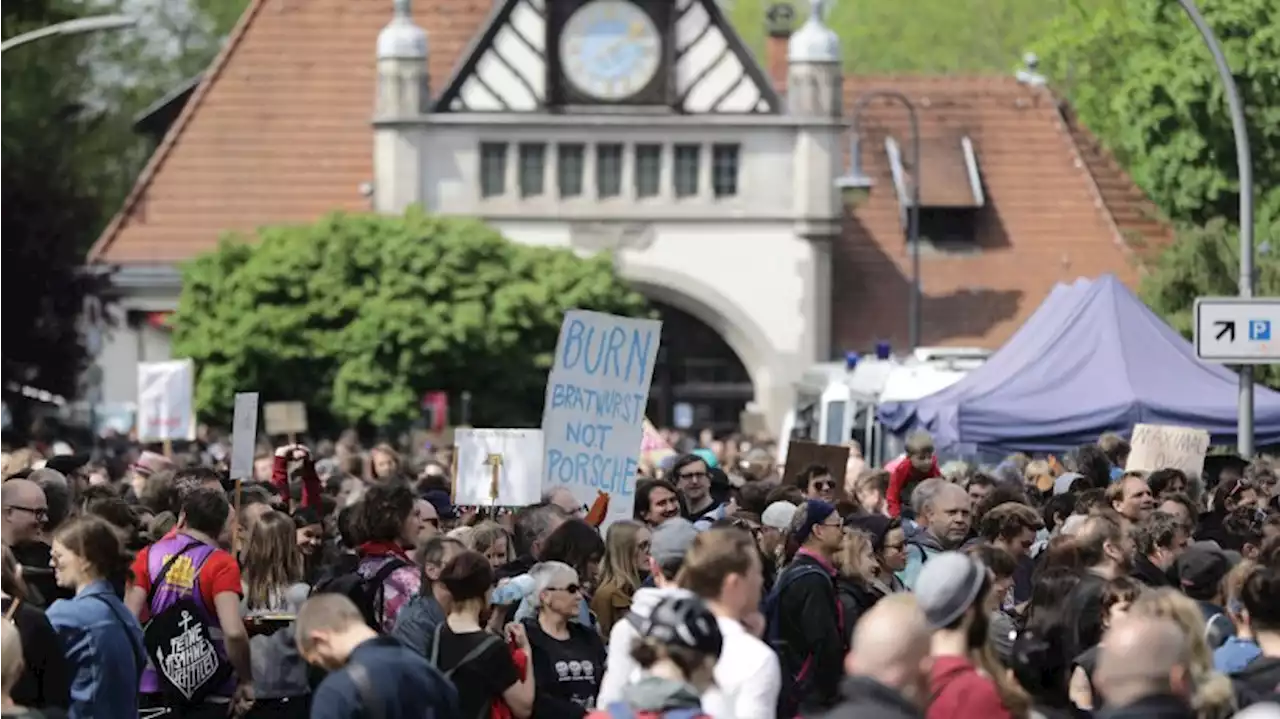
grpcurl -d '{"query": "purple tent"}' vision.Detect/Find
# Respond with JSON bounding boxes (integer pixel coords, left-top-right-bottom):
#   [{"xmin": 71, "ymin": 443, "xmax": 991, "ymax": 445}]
[{"xmin": 878, "ymin": 274, "xmax": 1280, "ymax": 452}]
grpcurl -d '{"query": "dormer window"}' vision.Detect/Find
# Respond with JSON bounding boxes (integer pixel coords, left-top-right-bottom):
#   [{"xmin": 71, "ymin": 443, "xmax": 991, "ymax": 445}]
[{"xmin": 886, "ymin": 133, "xmax": 985, "ymax": 249}]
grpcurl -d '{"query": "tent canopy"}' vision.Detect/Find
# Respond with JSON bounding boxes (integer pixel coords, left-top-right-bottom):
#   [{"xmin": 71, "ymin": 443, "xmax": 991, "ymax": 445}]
[{"xmin": 877, "ymin": 275, "xmax": 1280, "ymax": 453}]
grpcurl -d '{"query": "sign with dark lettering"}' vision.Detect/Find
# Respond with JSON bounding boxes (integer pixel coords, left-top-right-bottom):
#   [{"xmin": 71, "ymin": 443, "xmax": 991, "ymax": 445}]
[
  {"xmin": 541, "ymin": 310, "xmax": 662, "ymax": 526},
  {"xmin": 1125, "ymin": 423, "xmax": 1210, "ymax": 481}
]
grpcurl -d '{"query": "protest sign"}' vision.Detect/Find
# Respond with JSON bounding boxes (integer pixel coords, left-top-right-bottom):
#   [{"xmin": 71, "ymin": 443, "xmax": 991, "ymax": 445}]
[
  {"xmin": 542, "ymin": 310, "xmax": 662, "ymax": 526},
  {"xmin": 454, "ymin": 429, "xmax": 544, "ymax": 506},
  {"xmin": 137, "ymin": 360, "xmax": 196, "ymax": 442},
  {"xmin": 1126, "ymin": 423, "xmax": 1210, "ymax": 480},
  {"xmin": 263, "ymin": 401, "xmax": 308, "ymax": 438},
  {"xmin": 229, "ymin": 393, "xmax": 260, "ymax": 481},
  {"xmin": 782, "ymin": 440, "xmax": 851, "ymax": 495}
]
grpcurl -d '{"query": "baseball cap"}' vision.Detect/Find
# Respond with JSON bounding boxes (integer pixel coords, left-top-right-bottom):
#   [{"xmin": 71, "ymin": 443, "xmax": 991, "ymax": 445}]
[
  {"xmin": 1054, "ymin": 472, "xmax": 1084, "ymax": 496},
  {"xmin": 844, "ymin": 513, "xmax": 894, "ymax": 552},
  {"xmin": 915, "ymin": 552, "xmax": 987, "ymax": 629},
  {"xmin": 650, "ymin": 517, "xmax": 699, "ymax": 564},
  {"xmin": 1176, "ymin": 545, "xmax": 1231, "ymax": 599},
  {"xmin": 761, "ymin": 501, "xmax": 798, "ymax": 531}
]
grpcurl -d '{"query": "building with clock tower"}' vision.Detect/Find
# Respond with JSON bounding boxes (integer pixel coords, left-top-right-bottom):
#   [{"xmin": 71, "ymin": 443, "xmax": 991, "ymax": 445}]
[
  {"xmin": 88, "ymin": 0, "xmax": 1164, "ymax": 436},
  {"xmin": 369, "ymin": 0, "xmax": 845, "ymax": 431}
]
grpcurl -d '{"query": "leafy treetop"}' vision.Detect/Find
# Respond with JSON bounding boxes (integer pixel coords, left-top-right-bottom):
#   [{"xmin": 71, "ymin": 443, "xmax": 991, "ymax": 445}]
[{"xmin": 170, "ymin": 209, "xmax": 650, "ymax": 432}]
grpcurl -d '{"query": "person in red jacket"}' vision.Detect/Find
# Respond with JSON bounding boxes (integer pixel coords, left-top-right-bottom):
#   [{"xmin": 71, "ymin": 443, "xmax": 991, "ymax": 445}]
[
  {"xmin": 886, "ymin": 432, "xmax": 941, "ymax": 518},
  {"xmin": 915, "ymin": 552, "xmax": 1027, "ymax": 719}
]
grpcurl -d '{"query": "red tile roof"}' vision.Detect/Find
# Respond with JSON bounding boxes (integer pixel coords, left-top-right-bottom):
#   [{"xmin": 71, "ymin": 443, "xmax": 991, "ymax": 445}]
[
  {"xmin": 88, "ymin": 1, "xmax": 1173, "ymax": 352},
  {"xmin": 834, "ymin": 76, "xmax": 1169, "ymax": 351}
]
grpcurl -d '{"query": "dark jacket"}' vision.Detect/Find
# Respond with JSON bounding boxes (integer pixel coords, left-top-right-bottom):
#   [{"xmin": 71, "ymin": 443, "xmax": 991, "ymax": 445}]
[
  {"xmin": 775, "ymin": 551, "xmax": 844, "ymax": 716},
  {"xmin": 0, "ymin": 598, "xmax": 70, "ymax": 710},
  {"xmin": 1131, "ymin": 555, "xmax": 1174, "ymax": 588},
  {"xmin": 1095, "ymin": 694, "xmax": 1194, "ymax": 719},
  {"xmin": 311, "ymin": 636, "xmax": 460, "ymax": 719},
  {"xmin": 1231, "ymin": 655, "xmax": 1280, "ymax": 708},
  {"xmin": 834, "ymin": 577, "xmax": 880, "ymax": 637},
  {"xmin": 817, "ymin": 675, "xmax": 922, "ymax": 719}
]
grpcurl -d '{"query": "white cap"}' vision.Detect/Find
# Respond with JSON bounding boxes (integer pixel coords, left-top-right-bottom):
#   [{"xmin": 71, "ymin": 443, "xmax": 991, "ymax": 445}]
[
  {"xmin": 762, "ymin": 501, "xmax": 799, "ymax": 531},
  {"xmin": 788, "ymin": 0, "xmax": 840, "ymax": 63},
  {"xmin": 377, "ymin": 0, "xmax": 427, "ymax": 60}
]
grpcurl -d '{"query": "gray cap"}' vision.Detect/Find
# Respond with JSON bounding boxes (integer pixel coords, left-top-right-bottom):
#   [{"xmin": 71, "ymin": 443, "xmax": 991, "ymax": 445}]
[
  {"xmin": 761, "ymin": 501, "xmax": 799, "ymax": 531},
  {"xmin": 915, "ymin": 552, "xmax": 987, "ymax": 629},
  {"xmin": 650, "ymin": 518, "xmax": 699, "ymax": 564}
]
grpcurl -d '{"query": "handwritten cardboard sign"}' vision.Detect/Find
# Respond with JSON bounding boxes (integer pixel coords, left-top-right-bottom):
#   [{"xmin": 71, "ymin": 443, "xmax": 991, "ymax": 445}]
[
  {"xmin": 1125, "ymin": 423, "xmax": 1210, "ymax": 480},
  {"xmin": 541, "ymin": 310, "xmax": 662, "ymax": 526},
  {"xmin": 263, "ymin": 401, "xmax": 308, "ymax": 436},
  {"xmin": 136, "ymin": 360, "xmax": 196, "ymax": 442},
  {"xmin": 454, "ymin": 429, "xmax": 544, "ymax": 506},
  {"xmin": 782, "ymin": 440, "xmax": 851, "ymax": 495}
]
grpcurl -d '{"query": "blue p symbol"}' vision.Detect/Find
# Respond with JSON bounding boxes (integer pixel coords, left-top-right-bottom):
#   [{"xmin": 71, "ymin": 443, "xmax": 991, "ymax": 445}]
[{"xmin": 1249, "ymin": 320, "xmax": 1271, "ymax": 341}]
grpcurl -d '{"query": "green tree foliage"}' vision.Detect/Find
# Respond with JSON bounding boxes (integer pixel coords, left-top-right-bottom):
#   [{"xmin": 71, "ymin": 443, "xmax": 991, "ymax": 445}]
[
  {"xmin": 730, "ymin": 0, "xmax": 1097, "ymax": 72},
  {"xmin": 2, "ymin": 0, "xmax": 118, "ymax": 424},
  {"xmin": 1034, "ymin": 0, "xmax": 1280, "ymax": 229},
  {"xmin": 171, "ymin": 210, "xmax": 650, "ymax": 431}
]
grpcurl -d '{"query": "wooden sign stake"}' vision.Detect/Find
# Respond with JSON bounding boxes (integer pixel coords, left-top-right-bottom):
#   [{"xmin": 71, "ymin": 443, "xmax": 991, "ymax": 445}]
[
  {"xmin": 162, "ymin": 439, "xmax": 172, "ymax": 458},
  {"xmin": 232, "ymin": 476, "xmax": 244, "ymax": 556},
  {"xmin": 449, "ymin": 445, "xmax": 459, "ymax": 503},
  {"xmin": 485, "ymin": 453, "xmax": 502, "ymax": 508}
]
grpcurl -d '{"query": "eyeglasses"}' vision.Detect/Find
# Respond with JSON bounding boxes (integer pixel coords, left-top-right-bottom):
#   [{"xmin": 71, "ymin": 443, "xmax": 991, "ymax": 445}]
[
  {"xmin": 551, "ymin": 584, "xmax": 581, "ymax": 595},
  {"xmin": 678, "ymin": 471, "xmax": 709, "ymax": 482},
  {"xmin": 6, "ymin": 506, "xmax": 48, "ymax": 521}
]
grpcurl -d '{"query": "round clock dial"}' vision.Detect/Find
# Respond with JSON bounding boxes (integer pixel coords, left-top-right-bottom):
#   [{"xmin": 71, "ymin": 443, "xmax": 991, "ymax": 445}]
[{"xmin": 560, "ymin": 0, "xmax": 662, "ymax": 101}]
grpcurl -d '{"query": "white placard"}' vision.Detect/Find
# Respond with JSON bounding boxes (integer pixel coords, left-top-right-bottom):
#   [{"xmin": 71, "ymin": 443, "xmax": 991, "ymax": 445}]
[
  {"xmin": 136, "ymin": 360, "xmax": 196, "ymax": 442},
  {"xmin": 541, "ymin": 310, "xmax": 662, "ymax": 526},
  {"xmin": 1126, "ymin": 423, "xmax": 1211, "ymax": 481},
  {"xmin": 454, "ymin": 429, "xmax": 544, "ymax": 506},
  {"xmin": 229, "ymin": 392, "xmax": 260, "ymax": 481}
]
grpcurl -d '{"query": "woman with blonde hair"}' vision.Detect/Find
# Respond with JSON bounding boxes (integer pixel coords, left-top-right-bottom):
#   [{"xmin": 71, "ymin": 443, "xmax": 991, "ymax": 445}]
[
  {"xmin": 240, "ymin": 510, "xmax": 311, "ymax": 715},
  {"xmin": 1128, "ymin": 588, "xmax": 1237, "ymax": 719},
  {"xmin": 465, "ymin": 521, "xmax": 512, "ymax": 570},
  {"xmin": 833, "ymin": 528, "xmax": 881, "ymax": 630},
  {"xmin": 368, "ymin": 443, "xmax": 402, "ymax": 482},
  {"xmin": 589, "ymin": 520, "xmax": 650, "ymax": 636}
]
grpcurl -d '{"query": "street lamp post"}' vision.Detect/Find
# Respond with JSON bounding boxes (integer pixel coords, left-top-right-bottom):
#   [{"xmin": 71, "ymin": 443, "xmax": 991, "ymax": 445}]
[
  {"xmin": 1, "ymin": 15, "xmax": 137, "ymax": 54},
  {"xmin": 837, "ymin": 91, "xmax": 922, "ymax": 351},
  {"xmin": 1172, "ymin": 0, "xmax": 1255, "ymax": 456}
]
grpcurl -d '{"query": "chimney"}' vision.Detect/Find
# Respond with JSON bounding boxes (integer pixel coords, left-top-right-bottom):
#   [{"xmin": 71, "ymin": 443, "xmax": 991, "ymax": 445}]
[{"xmin": 764, "ymin": 2, "xmax": 797, "ymax": 95}]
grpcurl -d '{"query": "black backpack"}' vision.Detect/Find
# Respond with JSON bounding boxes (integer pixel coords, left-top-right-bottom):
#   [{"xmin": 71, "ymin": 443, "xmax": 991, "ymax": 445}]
[
  {"xmin": 312, "ymin": 557, "xmax": 409, "ymax": 631},
  {"xmin": 427, "ymin": 625, "xmax": 504, "ymax": 719},
  {"xmin": 142, "ymin": 540, "xmax": 234, "ymax": 706}
]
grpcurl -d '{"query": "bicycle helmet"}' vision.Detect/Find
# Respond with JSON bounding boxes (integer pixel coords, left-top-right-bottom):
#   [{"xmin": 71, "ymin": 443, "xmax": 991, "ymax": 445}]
[{"xmin": 641, "ymin": 596, "xmax": 723, "ymax": 658}]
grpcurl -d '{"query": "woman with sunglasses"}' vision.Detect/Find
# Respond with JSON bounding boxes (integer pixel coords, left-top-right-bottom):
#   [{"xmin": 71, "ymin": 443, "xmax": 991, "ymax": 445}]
[{"xmin": 524, "ymin": 561, "xmax": 606, "ymax": 717}]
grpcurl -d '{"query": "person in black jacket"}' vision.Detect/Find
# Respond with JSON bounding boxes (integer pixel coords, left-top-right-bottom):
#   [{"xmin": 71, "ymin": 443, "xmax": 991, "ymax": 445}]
[
  {"xmin": 771, "ymin": 500, "xmax": 845, "ymax": 717},
  {"xmin": 1, "ymin": 546, "xmax": 69, "ymax": 711},
  {"xmin": 815, "ymin": 594, "xmax": 929, "ymax": 719},
  {"xmin": 1130, "ymin": 513, "xmax": 1186, "ymax": 588}
]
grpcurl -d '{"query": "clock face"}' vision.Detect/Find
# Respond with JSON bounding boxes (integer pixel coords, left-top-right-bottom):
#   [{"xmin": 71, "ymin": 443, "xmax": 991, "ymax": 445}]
[{"xmin": 560, "ymin": 0, "xmax": 662, "ymax": 101}]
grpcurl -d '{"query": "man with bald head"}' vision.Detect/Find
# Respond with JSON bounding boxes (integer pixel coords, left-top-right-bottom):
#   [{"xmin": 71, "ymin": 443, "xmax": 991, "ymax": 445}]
[
  {"xmin": 1095, "ymin": 615, "xmax": 1194, "ymax": 718},
  {"xmin": 819, "ymin": 594, "xmax": 931, "ymax": 719},
  {"xmin": 1, "ymin": 478, "xmax": 47, "ymax": 545}
]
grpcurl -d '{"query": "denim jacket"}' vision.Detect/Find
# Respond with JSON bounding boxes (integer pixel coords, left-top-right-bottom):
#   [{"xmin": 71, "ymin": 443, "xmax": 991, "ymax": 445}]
[{"xmin": 46, "ymin": 580, "xmax": 146, "ymax": 719}]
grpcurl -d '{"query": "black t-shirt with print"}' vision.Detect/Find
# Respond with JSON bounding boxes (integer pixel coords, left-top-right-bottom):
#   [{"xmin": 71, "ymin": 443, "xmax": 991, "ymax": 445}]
[
  {"xmin": 523, "ymin": 618, "xmax": 607, "ymax": 718},
  {"xmin": 434, "ymin": 626, "xmax": 519, "ymax": 719}
]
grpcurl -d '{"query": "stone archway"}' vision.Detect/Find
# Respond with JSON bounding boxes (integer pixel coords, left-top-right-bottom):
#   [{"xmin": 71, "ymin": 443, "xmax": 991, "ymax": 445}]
[
  {"xmin": 621, "ymin": 264, "xmax": 783, "ymax": 433},
  {"xmin": 646, "ymin": 300, "xmax": 753, "ymax": 432}
]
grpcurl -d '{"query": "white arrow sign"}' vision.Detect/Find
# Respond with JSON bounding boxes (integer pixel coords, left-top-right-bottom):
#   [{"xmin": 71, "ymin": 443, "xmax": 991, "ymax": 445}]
[{"xmin": 1194, "ymin": 297, "xmax": 1280, "ymax": 364}]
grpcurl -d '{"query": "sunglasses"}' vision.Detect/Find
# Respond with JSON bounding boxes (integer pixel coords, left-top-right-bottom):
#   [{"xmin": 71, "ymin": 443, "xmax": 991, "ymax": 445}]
[
  {"xmin": 812, "ymin": 480, "xmax": 835, "ymax": 491},
  {"xmin": 551, "ymin": 584, "xmax": 582, "ymax": 595}
]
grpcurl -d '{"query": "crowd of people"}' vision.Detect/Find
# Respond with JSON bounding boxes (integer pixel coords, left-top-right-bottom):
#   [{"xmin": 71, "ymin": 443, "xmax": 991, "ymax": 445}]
[{"xmin": 1, "ymin": 428, "xmax": 1279, "ymax": 719}]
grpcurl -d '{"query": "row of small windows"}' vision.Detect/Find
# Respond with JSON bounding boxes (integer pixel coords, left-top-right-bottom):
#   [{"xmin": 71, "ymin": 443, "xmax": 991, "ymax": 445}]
[{"xmin": 479, "ymin": 142, "xmax": 741, "ymax": 200}]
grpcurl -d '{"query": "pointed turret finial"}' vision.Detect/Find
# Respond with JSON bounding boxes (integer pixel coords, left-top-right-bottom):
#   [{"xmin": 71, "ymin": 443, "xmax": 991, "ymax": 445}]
[
  {"xmin": 377, "ymin": 0, "xmax": 427, "ymax": 60},
  {"xmin": 788, "ymin": 0, "xmax": 840, "ymax": 63}
]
